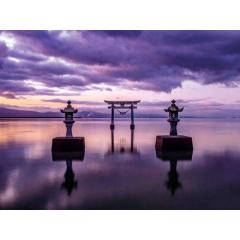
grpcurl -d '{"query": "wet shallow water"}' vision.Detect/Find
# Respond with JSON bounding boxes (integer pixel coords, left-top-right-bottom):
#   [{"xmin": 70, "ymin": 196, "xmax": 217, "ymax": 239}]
[{"xmin": 0, "ymin": 118, "xmax": 240, "ymax": 210}]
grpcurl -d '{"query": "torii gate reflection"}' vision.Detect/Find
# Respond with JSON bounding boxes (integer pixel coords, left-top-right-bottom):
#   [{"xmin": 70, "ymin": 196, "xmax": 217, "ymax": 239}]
[
  {"xmin": 110, "ymin": 128, "xmax": 136, "ymax": 153},
  {"xmin": 104, "ymin": 100, "xmax": 141, "ymax": 130}
]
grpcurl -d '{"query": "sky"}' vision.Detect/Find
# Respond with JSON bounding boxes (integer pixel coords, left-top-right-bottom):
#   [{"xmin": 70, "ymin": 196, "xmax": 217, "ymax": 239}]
[{"xmin": 0, "ymin": 30, "xmax": 240, "ymax": 117}]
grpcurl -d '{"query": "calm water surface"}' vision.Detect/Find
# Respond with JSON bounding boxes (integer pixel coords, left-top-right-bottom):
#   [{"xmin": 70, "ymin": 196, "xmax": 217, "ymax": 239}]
[{"xmin": 0, "ymin": 118, "xmax": 240, "ymax": 210}]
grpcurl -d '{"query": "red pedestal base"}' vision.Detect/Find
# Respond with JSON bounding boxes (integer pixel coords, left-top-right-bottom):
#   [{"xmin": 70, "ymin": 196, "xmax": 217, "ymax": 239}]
[
  {"xmin": 155, "ymin": 135, "xmax": 193, "ymax": 151},
  {"xmin": 52, "ymin": 137, "xmax": 85, "ymax": 152}
]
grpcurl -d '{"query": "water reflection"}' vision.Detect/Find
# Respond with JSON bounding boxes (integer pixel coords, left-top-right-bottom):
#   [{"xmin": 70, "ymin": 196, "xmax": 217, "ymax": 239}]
[
  {"xmin": 106, "ymin": 128, "xmax": 140, "ymax": 158},
  {"xmin": 1, "ymin": 119, "xmax": 240, "ymax": 209},
  {"xmin": 52, "ymin": 150, "xmax": 85, "ymax": 196},
  {"xmin": 62, "ymin": 160, "xmax": 77, "ymax": 196},
  {"xmin": 156, "ymin": 150, "xmax": 193, "ymax": 195}
]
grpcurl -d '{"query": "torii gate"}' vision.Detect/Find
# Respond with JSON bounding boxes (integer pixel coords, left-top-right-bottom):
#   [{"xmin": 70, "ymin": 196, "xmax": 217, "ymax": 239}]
[{"xmin": 104, "ymin": 100, "xmax": 141, "ymax": 130}]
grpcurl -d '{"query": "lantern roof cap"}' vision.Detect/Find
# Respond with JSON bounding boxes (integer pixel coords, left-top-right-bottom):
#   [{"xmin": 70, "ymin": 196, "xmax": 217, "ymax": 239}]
[
  {"xmin": 164, "ymin": 99, "xmax": 184, "ymax": 112},
  {"xmin": 60, "ymin": 100, "xmax": 78, "ymax": 113}
]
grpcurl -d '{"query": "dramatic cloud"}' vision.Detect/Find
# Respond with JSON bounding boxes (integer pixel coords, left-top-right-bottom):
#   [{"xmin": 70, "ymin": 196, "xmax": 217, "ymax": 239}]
[
  {"xmin": 1, "ymin": 30, "xmax": 240, "ymax": 100},
  {"xmin": 0, "ymin": 45, "xmax": 7, "ymax": 58}
]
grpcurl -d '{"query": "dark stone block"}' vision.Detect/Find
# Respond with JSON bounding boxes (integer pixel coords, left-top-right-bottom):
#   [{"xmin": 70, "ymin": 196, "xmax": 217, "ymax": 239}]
[
  {"xmin": 52, "ymin": 151, "xmax": 85, "ymax": 161},
  {"xmin": 156, "ymin": 149, "xmax": 193, "ymax": 161},
  {"xmin": 155, "ymin": 135, "xmax": 193, "ymax": 151},
  {"xmin": 52, "ymin": 137, "xmax": 85, "ymax": 152}
]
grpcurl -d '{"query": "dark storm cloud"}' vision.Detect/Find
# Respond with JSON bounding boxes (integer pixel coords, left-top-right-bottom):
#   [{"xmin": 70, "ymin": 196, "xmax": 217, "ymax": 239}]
[
  {"xmin": 93, "ymin": 30, "xmax": 143, "ymax": 38},
  {"xmin": 0, "ymin": 41, "xmax": 8, "ymax": 57},
  {"xmin": 1, "ymin": 30, "xmax": 240, "ymax": 97},
  {"xmin": 0, "ymin": 92, "xmax": 18, "ymax": 99},
  {"xmin": 8, "ymin": 49, "xmax": 47, "ymax": 62},
  {"xmin": 0, "ymin": 41, "xmax": 8, "ymax": 70},
  {"xmin": 8, "ymin": 30, "xmax": 137, "ymax": 66}
]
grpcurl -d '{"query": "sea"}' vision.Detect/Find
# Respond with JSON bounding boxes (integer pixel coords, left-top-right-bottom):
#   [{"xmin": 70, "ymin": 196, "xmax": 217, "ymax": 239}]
[{"xmin": 0, "ymin": 118, "xmax": 240, "ymax": 209}]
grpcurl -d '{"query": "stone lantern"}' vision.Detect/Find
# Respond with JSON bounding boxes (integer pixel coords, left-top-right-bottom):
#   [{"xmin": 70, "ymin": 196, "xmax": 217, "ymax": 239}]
[
  {"xmin": 52, "ymin": 101, "xmax": 85, "ymax": 164},
  {"xmin": 164, "ymin": 99, "xmax": 184, "ymax": 136},
  {"xmin": 155, "ymin": 99, "xmax": 193, "ymax": 151},
  {"xmin": 60, "ymin": 100, "xmax": 78, "ymax": 137}
]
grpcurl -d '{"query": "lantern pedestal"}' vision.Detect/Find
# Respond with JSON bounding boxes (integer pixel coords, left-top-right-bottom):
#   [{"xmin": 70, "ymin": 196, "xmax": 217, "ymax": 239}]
[
  {"xmin": 155, "ymin": 135, "xmax": 193, "ymax": 151},
  {"xmin": 64, "ymin": 120, "xmax": 75, "ymax": 137},
  {"xmin": 168, "ymin": 119, "xmax": 179, "ymax": 136}
]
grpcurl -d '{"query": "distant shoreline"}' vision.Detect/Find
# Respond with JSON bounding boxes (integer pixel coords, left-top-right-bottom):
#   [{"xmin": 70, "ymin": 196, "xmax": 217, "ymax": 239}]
[{"xmin": 0, "ymin": 116, "xmax": 239, "ymax": 119}]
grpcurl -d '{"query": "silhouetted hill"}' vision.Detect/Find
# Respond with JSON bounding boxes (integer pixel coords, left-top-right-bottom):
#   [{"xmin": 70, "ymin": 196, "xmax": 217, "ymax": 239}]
[
  {"xmin": 0, "ymin": 107, "xmax": 109, "ymax": 118},
  {"xmin": 0, "ymin": 107, "xmax": 61, "ymax": 118},
  {"xmin": 0, "ymin": 107, "xmax": 166, "ymax": 118},
  {"xmin": 76, "ymin": 111, "xmax": 109, "ymax": 118}
]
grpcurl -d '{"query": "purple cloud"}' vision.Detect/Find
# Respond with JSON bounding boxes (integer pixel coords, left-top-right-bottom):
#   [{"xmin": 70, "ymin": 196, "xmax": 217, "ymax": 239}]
[
  {"xmin": 1, "ymin": 30, "xmax": 240, "ymax": 98},
  {"xmin": 0, "ymin": 41, "xmax": 7, "ymax": 57}
]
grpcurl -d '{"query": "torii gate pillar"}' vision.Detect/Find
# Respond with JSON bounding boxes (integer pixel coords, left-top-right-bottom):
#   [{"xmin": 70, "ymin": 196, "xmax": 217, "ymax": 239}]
[
  {"xmin": 130, "ymin": 104, "xmax": 135, "ymax": 130},
  {"xmin": 110, "ymin": 104, "xmax": 115, "ymax": 130}
]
